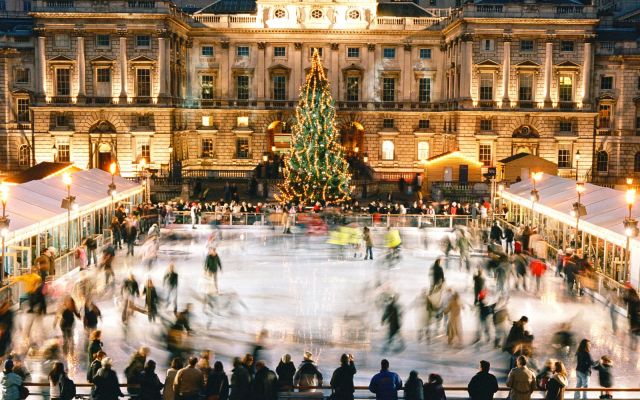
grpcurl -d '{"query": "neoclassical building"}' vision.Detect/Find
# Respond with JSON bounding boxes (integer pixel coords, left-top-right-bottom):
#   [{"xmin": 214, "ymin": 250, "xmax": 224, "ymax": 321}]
[{"xmin": 1, "ymin": 0, "xmax": 639, "ymax": 187}]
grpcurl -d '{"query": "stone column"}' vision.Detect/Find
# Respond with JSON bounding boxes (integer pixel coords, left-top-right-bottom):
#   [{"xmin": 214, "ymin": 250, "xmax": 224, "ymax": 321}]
[
  {"xmin": 293, "ymin": 43, "xmax": 302, "ymax": 96},
  {"xmin": 501, "ymin": 35, "xmax": 511, "ymax": 108},
  {"xmin": 330, "ymin": 43, "xmax": 339, "ymax": 101},
  {"xmin": 366, "ymin": 43, "xmax": 375, "ymax": 105},
  {"xmin": 460, "ymin": 34, "xmax": 473, "ymax": 104},
  {"xmin": 437, "ymin": 42, "xmax": 447, "ymax": 101},
  {"xmin": 402, "ymin": 43, "xmax": 412, "ymax": 102},
  {"xmin": 185, "ymin": 39, "xmax": 194, "ymax": 102},
  {"xmin": 74, "ymin": 28, "xmax": 86, "ymax": 101},
  {"xmin": 581, "ymin": 36, "xmax": 594, "ymax": 107},
  {"xmin": 165, "ymin": 34, "xmax": 172, "ymax": 96},
  {"xmin": 118, "ymin": 27, "xmax": 128, "ymax": 102},
  {"xmin": 34, "ymin": 26, "xmax": 46, "ymax": 100},
  {"xmin": 157, "ymin": 29, "xmax": 168, "ymax": 100},
  {"xmin": 257, "ymin": 42, "xmax": 266, "ymax": 100},
  {"xmin": 220, "ymin": 41, "xmax": 229, "ymax": 98},
  {"xmin": 543, "ymin": 35, "xmax": 554, "ymax": 107}
]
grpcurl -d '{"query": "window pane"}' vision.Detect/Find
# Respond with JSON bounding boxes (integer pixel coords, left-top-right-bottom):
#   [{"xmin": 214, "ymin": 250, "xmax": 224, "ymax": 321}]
[
  {"xmin": 56, "ymin": 68, "xmax": 70, "ymax": 96},
  {"xmin": 19, "ymin": 145, "xmax": 30, "ymax": 166},
  {"xmin": 17, "ymin": 99, "xmax": 30, "ymax": 122},
  {"xmin": 273, "ymin": 75, "xmax": 286, "ymax": 100},
  {"xmin": 57, "ymin": 144, "xmax": 70, "ymax": 162},
  {"xmin": 382, "ymin": 78, "xmax": 395, "ymax": 102},
  {"xmin": 596, "ymin": 151, "xmax": 608, "ymax": 172},
  {"xmin": 419, "ymin": 78, "xmax": 431, "ymax": 102},
  {"xmin": 16, "ymin": 68, "xmax": 29, "ymax": 83},
  {"xmin": 480, "ymin": 74, "xmax": 493, "ymax": 100},
  {"xmin": 419, "ymin": 48, "xmax": 431, "ymax": 59},
  {"xmin": 347, "ymin": 47, "xmax": 359, "ymax": 58},
  {"xmin": 97, "ymin": 68, "xmax": 111, "ymax": 83},
  {"xmin": 201, "ymin": 46, "xmax": 214, "ymax": 56},
  {"xmin": 136, "ymin": 69, "xmax": 151, "ymax": 97},
  {"xmin": 559, "ymin": 76, "xmax": 573, "ymax": 102},
  {"xmin": 274, "ymin": 46, "xmax": 286, "ymax": 57},
  {"xmin": 558, "ymin": 148, "xmax": 571, "ymax": 168},
  {"xmin": 237, "ymin": 46, "xmax": 250, "ymax": 57},
  {"xmin": 598, "ymin": 104, "xmax": 611, "ymax": 128},
  {"xmin": 237, "ymin": 76, "xmax": 249, "ymax": 100},
  {"xmin": 519, "ymin": 74, "xmax": 533, "ymax": 101},
  {"xmin": 383, "ymin": 48, "xmax": 395, "ymax": 58},
  {"xmin": 346, "ymin": 77, "xmax": 359, "ymax": 102},
  {"xmin": 201, "ymin": 138, "xmax": 214, "ymax": 157},
  {"xmin": 236, "ymin": 138, "xmax": 249, "ymax": 158},
  {"xmin": 382, "ymin": 140, "xmax": 394, "ymax": 160},
  {"xmin": 201, "ymin": 75, "xmax": 214, "ymax": 99},
  {"xmin": 418, "ymin": 142, "xmax": 429, "ymax": 160},
  {"xmin": 479, "ymin": 144, "xmax": 492, "ymax": 166}
]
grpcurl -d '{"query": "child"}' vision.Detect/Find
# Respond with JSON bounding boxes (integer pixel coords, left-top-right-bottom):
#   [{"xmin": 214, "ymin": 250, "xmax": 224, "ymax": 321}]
[{"xmin": 594, "ymin": 355, "xmax": 613, "ymax": 399}]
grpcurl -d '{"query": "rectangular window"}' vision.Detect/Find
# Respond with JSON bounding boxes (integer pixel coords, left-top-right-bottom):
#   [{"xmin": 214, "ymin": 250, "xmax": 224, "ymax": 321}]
[
  {"xmin": 54, "ymin": 34, "xmax": 69, "ymax": 48},
  {"xmin": 274, "ymin": 46, "xmax": 286, "ymax": 57},
  {"xmin": 23, "ymin": 0, "xmax": 30, "ymax": 11},
  {"xmin": 418, "ymin": 77, "xmax": 431, "ymax": 102},
  {"xmin": 520, "ymin": 40, "xmax": 534, "ymax": 52},
  {"xmin": 201, "ymin": 138, "xmax": 214, "ymax": 158},
  {"xmin": 17, "ymin": 98, "xmax": 29, "ymax": 123},
  {"xmin": 518, "ymin": 73, "xmax": 533, "ymax": 102},
  {"xmin": 272, "ymin": 75, "xmax": 286, "ymax": 100},
  {"xmin": 382, "ymin": 77, "xmax": 395, "ymax": 102},
  {"xmin": 419, "ymin": 48, "xmax": 432, "ymax": 59},
  {"xmin": 55, "ymin": 114, "xmax": 69, "ymax": 127},
  {"xmin": 418, "ymin": 142, "xmax": 429, "ymax": 161},
  {"xmin": 96, "ymin": 34, "xmax": 110, "ymax": 48},
  {"xmin": 236, "ymin": 138, "xmax": 249, "ymax": 159},
  {"xmin": 559, "ymin": 75, "xmax": 573, "ymax": 102},
  {"xmin": 201, "ymin": 75, "xmax": 214, "ymax": 99},
  {"xmin": 382, "ymin": 140, "xmax": 394, "ymax": 160},
  {"xmin": 55, "ymin": 68, "xmax": 70, "ymax": 96},
  {"xmin": 479, "ymin": 144, "xmax": 492, "ymax": 167},
  {"xmin": 598, "ymin": 104, "xmax": 612, "ymax": 128},
  {"xmin": 346, "ymin": 76, "xmax": 359, "ymax": 102},
  {"xmin": 559, "ymin": 121, "xmax": 573, "ymax": 132},
  {"xmin": 96, "ymin": 67, "xmax": 111, "ymax": 83},
  {"xmin": 558, "ymin": 148, "xmax": 571, "ymax": 168},
  {"xmin": 383, "ymin": 47, "xmax": 396, "ymax": 59},
  {"xmin": 15, "ymin": 68, "xmax": 29, "ymax": 84},
  {"xmin": 309, "ymin": 47, "xmax": 323, "ymax": 57},
  {"xmin": 561, "ymin": 41, "xmax": 574, "ymax": 52},
  {"xmin": 236, "ymin": 75, "xmax": 249, "ymax": 100},
  {"xmin": 19, "ymin": 145, "xmax": 30, "ymax": 166},
  {"xmin": 482, "ymin": 39, "xmax": 494, "ymax": 51},
  {"xmin": 347, "ymin": 47, "xmax": 360, "ymax": 58},
  {"xmin": 137, "ymin": 114, "xmax": 150, "ymax": 128},
  {"xmin": 600, "ymin": 76, "xmax": 613, "ymax": 90},
  {"xmin": 383, "ymin": 119, "xmax": 394, "ymax": 129},
  {"xmin": 57, "ymin": 144, "xmax": 70, "ymax": 162},
  {"xmin": 418, "ymin": 119, "xmax": 430, "ymax": 129},
  {"xmin": 636, "ymin": 116, "xmax": 640, "ymax": 136},
  {"xmin": 236, "ymin": 46, "xmax": 250, "ymax": 57},
  {"xmin": 480, "ymin": 119, "xmax": 492, "ymax": 131},
  {"xmin": 136, "ymin": 68, "xmax": 151, "ymax": 97},
  {"xmin": 479, "ymin": 73, "xmax": 493, "ymax": 101},
  {"xmin": 140, "ymin": 144, "xmax": 150, "ymax": 162},
  {"xmin": 201, "ymin": 46, "xmax": 214, "ymax": 57},
  {"xmin": 136, "ymin": 35, "xmax": 151, "ymax": 48}
]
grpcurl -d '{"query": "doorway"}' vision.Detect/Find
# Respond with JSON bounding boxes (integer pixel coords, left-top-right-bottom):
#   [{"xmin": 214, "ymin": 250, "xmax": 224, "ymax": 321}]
[
  {"xmin": 444, "ymin": 167, "xmax": 453, "ymax": 182},
  {"xmin": 97, "ymin": 142, "xmax": 113, "ymax": 171}
]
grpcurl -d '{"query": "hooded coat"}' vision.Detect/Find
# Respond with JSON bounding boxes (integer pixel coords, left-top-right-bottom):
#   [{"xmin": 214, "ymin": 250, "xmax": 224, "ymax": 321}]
[
  {"xmin": 544, "ymin": 374, "xmax": 568, "ymax": 400},
  {"xmin": 506, "ymin": 366, "xmax": 536, "ymax": 400}
]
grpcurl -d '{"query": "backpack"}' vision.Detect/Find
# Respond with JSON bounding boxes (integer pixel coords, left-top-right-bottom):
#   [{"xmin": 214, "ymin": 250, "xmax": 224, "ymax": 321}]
[{"xmin": 59, "ymin": 375, "xmax": 76, "ymax": 400}]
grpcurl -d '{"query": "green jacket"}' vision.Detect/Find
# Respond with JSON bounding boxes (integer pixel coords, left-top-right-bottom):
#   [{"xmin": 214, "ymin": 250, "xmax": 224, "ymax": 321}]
[{"xmin": 205, "ymin": 254, "xmax": 222, "ymax": 274}]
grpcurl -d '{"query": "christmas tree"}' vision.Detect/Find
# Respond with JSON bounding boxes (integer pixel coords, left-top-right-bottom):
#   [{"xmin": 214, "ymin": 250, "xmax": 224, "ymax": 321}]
[{"xmin": 277, "ymin": 49, "xmax": 352, "ymax": 204}]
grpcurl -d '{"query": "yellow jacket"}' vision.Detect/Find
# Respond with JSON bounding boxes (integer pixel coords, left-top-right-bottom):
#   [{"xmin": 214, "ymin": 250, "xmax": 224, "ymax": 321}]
[{"xmin": 10, "ymin": 273, "xmax": 42, "ymax": 293}]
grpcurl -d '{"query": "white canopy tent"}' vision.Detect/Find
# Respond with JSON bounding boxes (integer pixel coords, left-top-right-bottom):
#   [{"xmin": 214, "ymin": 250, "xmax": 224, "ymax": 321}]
[{"xmin": 501, "ymin": 174, "xmax": 640, "ymax": 285}]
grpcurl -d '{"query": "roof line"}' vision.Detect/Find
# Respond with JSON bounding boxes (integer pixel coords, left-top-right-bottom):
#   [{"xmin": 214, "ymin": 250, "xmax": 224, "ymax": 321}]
[{"xmin": 192, "ymin": 0, "xmax": 220, "ymax": 15}]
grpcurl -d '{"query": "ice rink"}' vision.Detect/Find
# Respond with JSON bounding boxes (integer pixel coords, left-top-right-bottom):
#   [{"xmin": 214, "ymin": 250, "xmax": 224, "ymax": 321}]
[{"xmin": 18, "ymin": 226, "xmax": 640, "ymax": 390}]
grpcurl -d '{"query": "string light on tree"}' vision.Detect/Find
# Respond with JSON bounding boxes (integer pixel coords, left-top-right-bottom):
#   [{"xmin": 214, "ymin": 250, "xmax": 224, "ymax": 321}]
[{"xmin": 277, "ymin": 49, "xmax": 352, "ymax": 204}]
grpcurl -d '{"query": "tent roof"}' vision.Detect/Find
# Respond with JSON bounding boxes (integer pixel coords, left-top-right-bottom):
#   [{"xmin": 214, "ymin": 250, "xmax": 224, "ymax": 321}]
[
  {"xmin": 3, "ymin": 169, "xmax": 142, "ymax": 243},
  {"xmin": 5, "ymin": 162, "xmax": 80, "ymax": 184},
  {"xmin": 502, "ymin": 174, "xmax": 637, "ymax": 246}
]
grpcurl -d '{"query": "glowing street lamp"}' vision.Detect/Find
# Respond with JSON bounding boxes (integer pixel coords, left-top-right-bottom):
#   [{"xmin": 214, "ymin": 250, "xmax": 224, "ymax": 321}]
[
  {"xmin": 571, "ymin": 181, "xmax": 587, "ymax": 250},
  {"xmin": 108, "ymin": 162, "xmax": 117, "ymax": 216},
  {"xmin": 624, "ymin": 179, "xmax": 638, "ymax": 282}
]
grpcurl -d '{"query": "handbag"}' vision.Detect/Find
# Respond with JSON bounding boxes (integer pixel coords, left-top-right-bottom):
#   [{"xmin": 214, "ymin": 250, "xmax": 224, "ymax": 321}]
[{"xmin": 19, "ymin": 384, "xmax": 29, "ymax": 399}]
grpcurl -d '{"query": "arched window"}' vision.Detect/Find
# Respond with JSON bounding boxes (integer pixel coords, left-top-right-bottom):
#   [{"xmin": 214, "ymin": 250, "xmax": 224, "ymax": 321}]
[
  {"xmin": 635, "ymin": 152, "xmax": 640, "ymax": 173},
  {"xmin": 596, "ymin": 151, "xmax": 609, "ymax": 172},
  {"xmin": 382, "ymin": 140, "xmax": 394, "ymax": 160},
  {"xmin": 18, "ymin": 144, "xmax": 30, "ymax": 166},
  {"xmin": 418, "ymin": 141, "xmax": 429, "ymax": 161}
]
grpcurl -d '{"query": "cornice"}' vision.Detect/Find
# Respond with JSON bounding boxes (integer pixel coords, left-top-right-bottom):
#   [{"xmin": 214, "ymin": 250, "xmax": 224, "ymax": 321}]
[
  {"xmin": 464, "ymin": 17, "xmax": 599, "ymax": 25},
  {"xmin": 188, "ymin": 27, "xmax": 442, "ymax": 37}
]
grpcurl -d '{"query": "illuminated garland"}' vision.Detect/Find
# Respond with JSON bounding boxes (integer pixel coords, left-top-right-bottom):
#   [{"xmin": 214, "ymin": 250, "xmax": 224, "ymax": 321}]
[{"xmin": 276, "ymin": 49, "xmax": 352, "ymax": 205}]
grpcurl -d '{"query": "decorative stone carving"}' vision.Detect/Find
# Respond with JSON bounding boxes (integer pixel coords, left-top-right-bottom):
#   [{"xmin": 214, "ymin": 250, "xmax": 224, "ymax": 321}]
[
  {"xmin": 116, "ymin": 26, "xmax": 128, "ymax": 36},
  {"xmin": 367, "ymin": 43, "xmax": 375, "ymax": 51},
  {"xmin": 404, "ymin": 43, "xmax": 412, "ymax": 51},
  {"xmin": 221, "ymin": 41, "xmax": 229, "ymax": 49},
  {"xmin": 294, "ymin": 42, "xmax": 302, "ymax": 50},
  {"xmin": 257, "ymin": 42, "xmax": 266, "ymax": 50},
  {"xmin": 331, "ymin": 43, "xmax": 339, "ymax": 51}
]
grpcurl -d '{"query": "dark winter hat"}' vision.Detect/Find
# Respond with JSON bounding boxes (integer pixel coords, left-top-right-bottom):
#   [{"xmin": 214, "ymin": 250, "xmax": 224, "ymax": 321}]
[{"xmin": 4, "ymin": 359, "xmax": 13, "ymax": 371}]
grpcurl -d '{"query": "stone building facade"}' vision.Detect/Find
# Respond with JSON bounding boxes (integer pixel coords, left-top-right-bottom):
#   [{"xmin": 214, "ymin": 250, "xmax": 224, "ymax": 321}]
[{"xmin": 0, "ymin": 0, "xmax": 639, "ymax": 186}]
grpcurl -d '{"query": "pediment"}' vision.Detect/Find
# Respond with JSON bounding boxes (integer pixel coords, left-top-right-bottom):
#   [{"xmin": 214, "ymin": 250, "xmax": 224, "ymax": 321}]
[
  {"xmin": 268, "ymin": 63, "xmax": 291, "ymax": 72},
  {"xmin": 516, "ymin": 60, "xmax": 541, "ymax": 68},
  {"xmin": 555, "ymin": 60, "xmax": 580, "ymax": 68},
  {"xmin": 129, "ymin": 55, "xmax": 155, "ymax": 63},
  {"xmin": 48, "ymin": 55, "xmax": 74, "ymax": 62},
  {"xmin": 476, "ymin": 59, "xmax": 500, "ymax": 67},
  {"xmin": 342, "ymin": 64, "xmax": 364, "ymax": 73},
  {"xmin": 597, "ymin": 94, "xmax": 616, "ymax": 101},
  {"xmin": 11, "ymin": 88, "xmax": 32, "ymax": 95},
  {"xmin": 90, "ymin": 55, "xmax": 115, "ymax": 63}
]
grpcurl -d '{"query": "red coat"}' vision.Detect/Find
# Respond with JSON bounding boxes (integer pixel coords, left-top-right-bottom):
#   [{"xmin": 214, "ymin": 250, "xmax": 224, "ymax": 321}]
[{"xmin": 530, "ymin": 259, "xmax": 547, "ymax": 277}]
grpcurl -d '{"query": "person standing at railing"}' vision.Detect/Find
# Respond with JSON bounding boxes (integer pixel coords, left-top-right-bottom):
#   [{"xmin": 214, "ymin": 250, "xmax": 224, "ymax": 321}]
[
  {"xmin": 403, "ymin": 370, "xmax": 424, "ymax": 400},
  {"xmin": 85, "ymin": 235, "xmax": 98, "ymax": 268},
  {"xmin": 293, "ymin": 351, "xmax": 323, "ymax": 393},
  {"xmin": 468, "ymin": 360, "xmax": 498, "ymax": 400},
  {"xmin": 574, "ymin": 339, "xmax": 594, "ymax": 400},
  {"xmin": 506, "ymin": 356, "xmax": 537, "ymax": 400},
  {"xmin": 330, "ymin": 353, "xmax": 357, "ymax": 400},
  {"xmin": 368, "ymin": 359, "xmax": 402, "ymax": 400},
  {"xmin": 276, "ymin": 354, "xmax": 295, "ymax": 392}
]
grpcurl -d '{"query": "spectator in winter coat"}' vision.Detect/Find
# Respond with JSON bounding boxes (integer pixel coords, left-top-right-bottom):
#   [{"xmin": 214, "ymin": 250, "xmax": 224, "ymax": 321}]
[
  {"xmin": 594, "ymin": 356, "xmax": 613, "ymax": 399},
  {"xmin": 504, "ymin": 227, "xmax": 515, "ymax": 254},
  {"xmin": 330, "ymin": 354, "xmax": 357, "ymax": 400},
  {"xmin": 1, "ymin": 359, "xmax": 22, "ymax": 400},
  {"xmin": 174, "ymin": 357, "xmax": 204, "ymax": 400},
  {"xmin": 139, "ymin": 360, "xmax": 164, "ymax": 400},
  {"xmin": 574, "ymin": 339, "xmax": 595, "ymax": 400},
  {"xmin": 93, "ymin": 358, "xmax": 124, "ymax": 400},
  {"xmin": 275, "ymin": 354, "xmax": 296, "ymax": 391},
  {"xmin": 87, "ymin": 351, "xmax": 106, "ymax": 385},
  {"xmin": 504, "ymin": 316, "xmax": 533, "ymax": 355},
  {"xmin": 369, "ymin": 359, "xmax": 402, "ymax": 400},
  {"xmin": 205, "ymin": 361, "xmax": 229, "ymax": 400},
  {"xmin": 403, "ymin": 370, "xmax": 424, "ymax": 400},
  {"xmin": 468, "ymin": 360, "xmax": 498, "ymax": 400},
  {"xmin": 506, "ymin": 356, "xmax": 537, "ymax": 400},
  {"xmin": 230, "ymin": 357, "xmax": 252, "ymax": 400},
  {"xmin": 490, "ymin": 222, "xmax": 503, "ymax": 244},
  {"xmin": 545, "ymin": 361, "xmax": 568, "ymax": 400},
  {"xmin": 423, "ymin": 374, "xmax": 446, "ymax": 400},
  {"xmin": 294, "ymin": 352, "xmax": 323, "ymax": 393},
  {"xmin": 252, "ymin": 361, "xmax": 278, "ymax": 400},
  {"xmin": 163, "ymin": 357, "xmax": 183, "ymax": 400}
]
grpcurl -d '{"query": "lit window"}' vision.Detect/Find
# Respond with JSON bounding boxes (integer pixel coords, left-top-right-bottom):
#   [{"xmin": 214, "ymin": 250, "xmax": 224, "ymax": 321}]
[
  {"xmin": 383, "ymin": 47, "xmax": 396, "ymax": 59},
  {"xmin": 382, "ymin": 140, "xmax": 394, "ymax": 160},
  {"xmin": 136, "ymin": 35, "xmax": 151, "ymax": 48},
  {"xmin": 236, "ymin": 138, "xmax": 250, "ymax": 159},
  {"xmin": 419, "ymin": 48, "xmax": 432, "ymax": 59},
  {"xmin": 236, "ymin": 46, "xmax": 250, "ymax": 57},
  {"xmin": 418, "ymin": 142, "xmax": 429, "ymax": 161},
  {"xmin": 274, "ymin": 46, "xmax": 286, "ymax": 57},
  {"xmin": 598, "ymin": 104, "xmax": 612, "ymax": 129},
  {"xmin": 347, "ymin": 47, "xmax": 360, "ymax": 58},
  {"xmin": 346, "ymin": 77, "xmax": 359, "ymax": 101},
  {"xmin": 19, "ymin": 144, "xmax": 30, "ymax": 166},
  {"xmin": 201, "ymin": 75, "xmax": 214, "ymax": 100},
  {"xmin": 596, "ymin": 151, "xmax": 608, "ymax": 172},
  {"xmin": 479, "ymin": 144, "xmax": 492, "ymax": 166},
  {"xmin": 600, "ymin": 76, "xmax": 613, "ymax": 90},
  {"xmin": 17, "ymin": 98, "xmax": 29, "ymax": 123},
  {"xmin": 201, "ymin": 46, "xmax": 214, "ymax": 57},
  {"xmin": 558, "ymin": 148, "xmax": 571, "ymax": 168},
  {"xmin": 201, "ymin": 138, "xmax": 214, "ymax": 158},
  {"xmin": 137, "ymin": 137, "xmax": 150, "ymax": 162},
  {"xmin": 96, "ymin": 34, "xmax": 110, "ymax": 48},
  {"xmin": 559, "ymin": 75, "xmax": 573, "ymax": 102},
  {"xmin": 479, "ymin": 73, "xmax": 493, "ymax": 101}
]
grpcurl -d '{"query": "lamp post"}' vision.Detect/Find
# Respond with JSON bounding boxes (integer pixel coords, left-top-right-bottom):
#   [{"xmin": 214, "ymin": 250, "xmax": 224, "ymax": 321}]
[
  {"xmin": 108, "ymin": 162, "xmax": 117, "ymax": 216},
  {"xmin": 573, "ymin": 181, "xmax": 586, "ymax": 251},
  {"xmin": 530, "ymin": 171, "xmax": 543, "ymax": 225},
  {"xmin": 62, "ymin": 172, "xmax": 74, "ymax": 250},
  {"xmin": 139, "ymin": 158, "xmax": 150, "ymax": 204},
  {"xmin": 624, "ymin": 178, "xmax": 638, "ymax": 282},
  {"xmin": 575, "ymin": 150, "xmax": 581, "ymax": 180},
  {"xmin": 0, "ymin": 183, "xmax": 10, "ymax": 284}
]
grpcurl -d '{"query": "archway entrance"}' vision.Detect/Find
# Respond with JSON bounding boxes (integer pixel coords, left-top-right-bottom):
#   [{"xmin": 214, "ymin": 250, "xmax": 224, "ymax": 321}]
[
  {"xmin": 89, "ymin": 120, "xmax": 117, "ymax": 171},
  {"xmin": 97, "ymin": 142, "xmax": 113, "ymax": 171},
  {"xmin": 340, "ymin": 122, "xmax": 364, "ymax": 156},
  {"xmin": 267, "ymin": 120, "xmax": 292, "ymax": 155}
]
